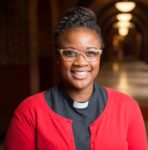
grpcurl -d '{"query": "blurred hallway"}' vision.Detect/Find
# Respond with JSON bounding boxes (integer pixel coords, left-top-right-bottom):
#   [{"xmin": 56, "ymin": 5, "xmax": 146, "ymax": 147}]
[
  {"xmin": 96, "ymin": 60, "xmax": 148, "ymax": 135},
  {"xmin": 96, "ymin": 61, "xmax": 148, "ymax": 104}
]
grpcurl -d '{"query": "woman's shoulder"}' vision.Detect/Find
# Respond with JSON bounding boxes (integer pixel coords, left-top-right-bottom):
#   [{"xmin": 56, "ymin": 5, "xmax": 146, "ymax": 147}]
[
  {"xmin": 104, "ymin": 87, "xmax": 139, "ymax": 108},
  {"xmin": 15, "ymin": 91, "xmax": 46, "ymax": 114},
  {"xmin": 14, "ymin": 85, "xmax": 59, "ymax": 114}
]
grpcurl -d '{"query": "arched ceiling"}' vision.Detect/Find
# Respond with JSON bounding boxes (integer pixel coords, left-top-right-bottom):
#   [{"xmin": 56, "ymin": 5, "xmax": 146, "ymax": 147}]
[
  {"xmin": 75, "ymin": 0, "xmax": 148, "ymax": 38},
  {"xmin": 87, "ymin": 0, "xmax": 148, "ymax": 36},
  {"xmin": 76, "ymin": 0, "xmax": 148, "ymax": 62}
]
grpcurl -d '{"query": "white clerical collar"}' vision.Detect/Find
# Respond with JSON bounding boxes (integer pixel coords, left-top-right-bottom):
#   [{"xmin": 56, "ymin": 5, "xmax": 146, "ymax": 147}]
[{"xmin": 73, "ymin": 101, "xmax": 89, "ymax": 109}]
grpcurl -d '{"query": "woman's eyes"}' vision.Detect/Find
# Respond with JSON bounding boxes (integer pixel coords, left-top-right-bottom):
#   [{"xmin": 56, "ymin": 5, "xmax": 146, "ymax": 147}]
[
  {"xmin": 63, "ymin": 50, "xmax": 77, "ymax": 57},
  {"xmin": 86, "ymin": 51, "xmax": 98, "ymax": 57},
  {"xmin": 62, "ymin": 49, "xmax": 99, "ymax": 58}
]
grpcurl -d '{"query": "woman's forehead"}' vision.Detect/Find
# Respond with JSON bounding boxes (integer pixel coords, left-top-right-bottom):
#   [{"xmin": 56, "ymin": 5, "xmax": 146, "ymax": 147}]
[
  {"xmin": 58, "ymin": 28, "xmax": 101, "ymax": 49},
  {"xmin": 60, "ymin": 27, "xmax": 101, "ymax": 42},
  {"xmin": 63, "ymin": 27, "xmax": 99, "ymax": 36}
]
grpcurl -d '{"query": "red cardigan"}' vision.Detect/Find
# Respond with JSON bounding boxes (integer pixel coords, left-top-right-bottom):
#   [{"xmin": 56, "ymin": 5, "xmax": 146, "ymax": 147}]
[{"xmin": 4, "ymin": 88, "xmax": 147, "ymax": 150}]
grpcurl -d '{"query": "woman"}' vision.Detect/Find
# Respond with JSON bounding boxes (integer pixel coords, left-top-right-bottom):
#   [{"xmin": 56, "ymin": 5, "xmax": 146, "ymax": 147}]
[{"xmin": 4, "ymin": 7, "xmax": 147, "ymax": 150}]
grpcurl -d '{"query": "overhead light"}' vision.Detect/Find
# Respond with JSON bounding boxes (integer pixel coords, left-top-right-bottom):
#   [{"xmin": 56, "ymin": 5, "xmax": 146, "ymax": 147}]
[
  {"xmin": 113, "ymin": 21, "xmax": 134, "ymax": 28},
  {"xmin": 116, "ymin": 13, "xmax": 132, "ymax": 21},
  {"xmin": 118, "ymin": 27, "xmax": 129, "ymax": 36},
  {"xmin": 115, "ymin": 1, "xmax": 136, "ymax": 12}
]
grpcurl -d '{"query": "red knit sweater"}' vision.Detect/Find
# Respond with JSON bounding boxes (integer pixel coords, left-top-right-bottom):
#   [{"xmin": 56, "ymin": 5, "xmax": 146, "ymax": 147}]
[{"xmin": 4, "ymin": 88, "xmax": 147, "ymax": 150}]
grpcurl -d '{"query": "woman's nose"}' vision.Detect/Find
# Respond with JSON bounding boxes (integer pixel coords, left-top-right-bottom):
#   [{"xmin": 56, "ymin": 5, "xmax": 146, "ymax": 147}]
[{"xmin": 73, "ymin": 54, "xmax": 88, "ymax": 66}]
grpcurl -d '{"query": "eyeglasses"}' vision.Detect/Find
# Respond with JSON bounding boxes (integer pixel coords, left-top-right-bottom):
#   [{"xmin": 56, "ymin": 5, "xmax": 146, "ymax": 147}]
[{"xmin": 58, "ymin": 48, "xmax": 102, "ymax": 62}]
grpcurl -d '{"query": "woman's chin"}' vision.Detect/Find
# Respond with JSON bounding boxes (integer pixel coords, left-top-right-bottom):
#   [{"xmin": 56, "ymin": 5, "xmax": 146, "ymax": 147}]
[{"xmin": 69, "ymin": 81, "xmax": 93, "ymax": 91}]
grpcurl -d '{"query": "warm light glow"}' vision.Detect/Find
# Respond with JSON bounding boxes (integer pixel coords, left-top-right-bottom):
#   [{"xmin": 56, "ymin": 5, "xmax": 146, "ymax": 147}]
[
  {"xmin": 112, "ymin": 62, "xmax": 120, "ymax": 73},
  {"xmin": 113, "ymin": 39, "xmax": 119, "ymax": 46},
  {"xmin": 117, "ymin": 71, "xmax": 130, "ymax": 93},
  {"xmin": 116, "ymin": 13, "xmax": 132, "ymax": 21},
  {"xmin": 115, "ymin": 1, "xmax": 136, "ymax": 12},
  {"xmin": 113, "ymin": 21, "xmax": 134, "ymax": 28},
  {"xmin": 118, "ymin": 27, "xmax": 129, "ymax": 36}
]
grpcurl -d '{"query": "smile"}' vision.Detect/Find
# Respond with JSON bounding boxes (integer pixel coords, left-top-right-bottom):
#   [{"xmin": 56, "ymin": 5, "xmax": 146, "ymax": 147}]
[{"xmin": 71, "ymin": 70, "xmax": 90, "ymax": 79}]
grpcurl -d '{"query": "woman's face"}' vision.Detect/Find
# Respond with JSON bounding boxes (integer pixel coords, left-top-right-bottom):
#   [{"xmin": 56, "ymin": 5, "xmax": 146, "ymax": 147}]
[{"xmin": 57, "ymin": 27, "xmax": 102, "ymax": 91}]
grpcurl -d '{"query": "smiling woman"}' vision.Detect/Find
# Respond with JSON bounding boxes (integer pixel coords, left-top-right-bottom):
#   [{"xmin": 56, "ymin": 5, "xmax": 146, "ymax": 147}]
[
  {"xmin": 4, "ymin": 7, "xmax": 147, "ymax": 150},
  {"xmin": 56, "ymin": 27, "xmax": 102, "ymax": 100}
]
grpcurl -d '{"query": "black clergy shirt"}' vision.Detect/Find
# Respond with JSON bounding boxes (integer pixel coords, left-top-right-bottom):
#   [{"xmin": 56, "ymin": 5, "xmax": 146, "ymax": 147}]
[{"xmin": 44, "ymin": 83, "xmax": 107, "ymax": 150}]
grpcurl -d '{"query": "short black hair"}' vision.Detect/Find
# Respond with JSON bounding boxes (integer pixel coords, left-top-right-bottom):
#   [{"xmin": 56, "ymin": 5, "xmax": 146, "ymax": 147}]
[{"xmin": 54, "ymin": 7, "xmax": 103, "ymax": 49}]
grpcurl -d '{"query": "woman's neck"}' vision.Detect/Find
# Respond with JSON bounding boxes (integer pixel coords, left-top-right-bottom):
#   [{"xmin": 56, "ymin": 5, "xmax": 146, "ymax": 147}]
[{"xmin": 64, "ymin": 84, "xmax": 94, "ymax": 102}]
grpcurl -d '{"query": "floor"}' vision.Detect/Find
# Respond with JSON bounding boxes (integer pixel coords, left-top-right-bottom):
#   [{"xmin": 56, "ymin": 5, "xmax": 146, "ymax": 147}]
[
  {"xmin": 96, "ymin": 60, "xmax": 148, "ymax": 137},
  {"xmin": 96, "ymin": 61, "xmax": 148, "ymax": 105}
]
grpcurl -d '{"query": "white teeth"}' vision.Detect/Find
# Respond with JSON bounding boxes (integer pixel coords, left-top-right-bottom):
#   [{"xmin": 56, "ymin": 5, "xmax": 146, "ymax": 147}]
[
  {"xmin": 75, "ymin": 72, "xmax": 87, "ymax": 76},
  {"xmin": 72, "ymin": 71, "xmax": 89, "ymax": 79}
]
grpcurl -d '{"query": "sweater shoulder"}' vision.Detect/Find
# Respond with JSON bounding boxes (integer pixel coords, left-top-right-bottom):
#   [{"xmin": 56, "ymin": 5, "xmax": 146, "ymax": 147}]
[
  {"xmin": 105, "ymin": 87, "xmax": 139, "ymax": 108},
  {"xmin": 15, "ymin": 92, "xmax": 45, "ymax": 113}
]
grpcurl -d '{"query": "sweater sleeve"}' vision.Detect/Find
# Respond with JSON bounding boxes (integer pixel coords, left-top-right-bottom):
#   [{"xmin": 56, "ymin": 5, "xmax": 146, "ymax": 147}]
[
  {"xmin": 4, "ymin": 101, "xmax": 36, "ymax": 150},
  {"xmin": 127, "ymin": 101, "xmax": 148, "ymax": 150}
]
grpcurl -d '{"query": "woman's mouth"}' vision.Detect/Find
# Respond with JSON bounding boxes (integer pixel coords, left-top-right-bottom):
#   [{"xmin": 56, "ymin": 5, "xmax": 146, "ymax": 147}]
[{"xmin": 71, "ymin": 70, "xmax": 90, "ymax": 79}]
